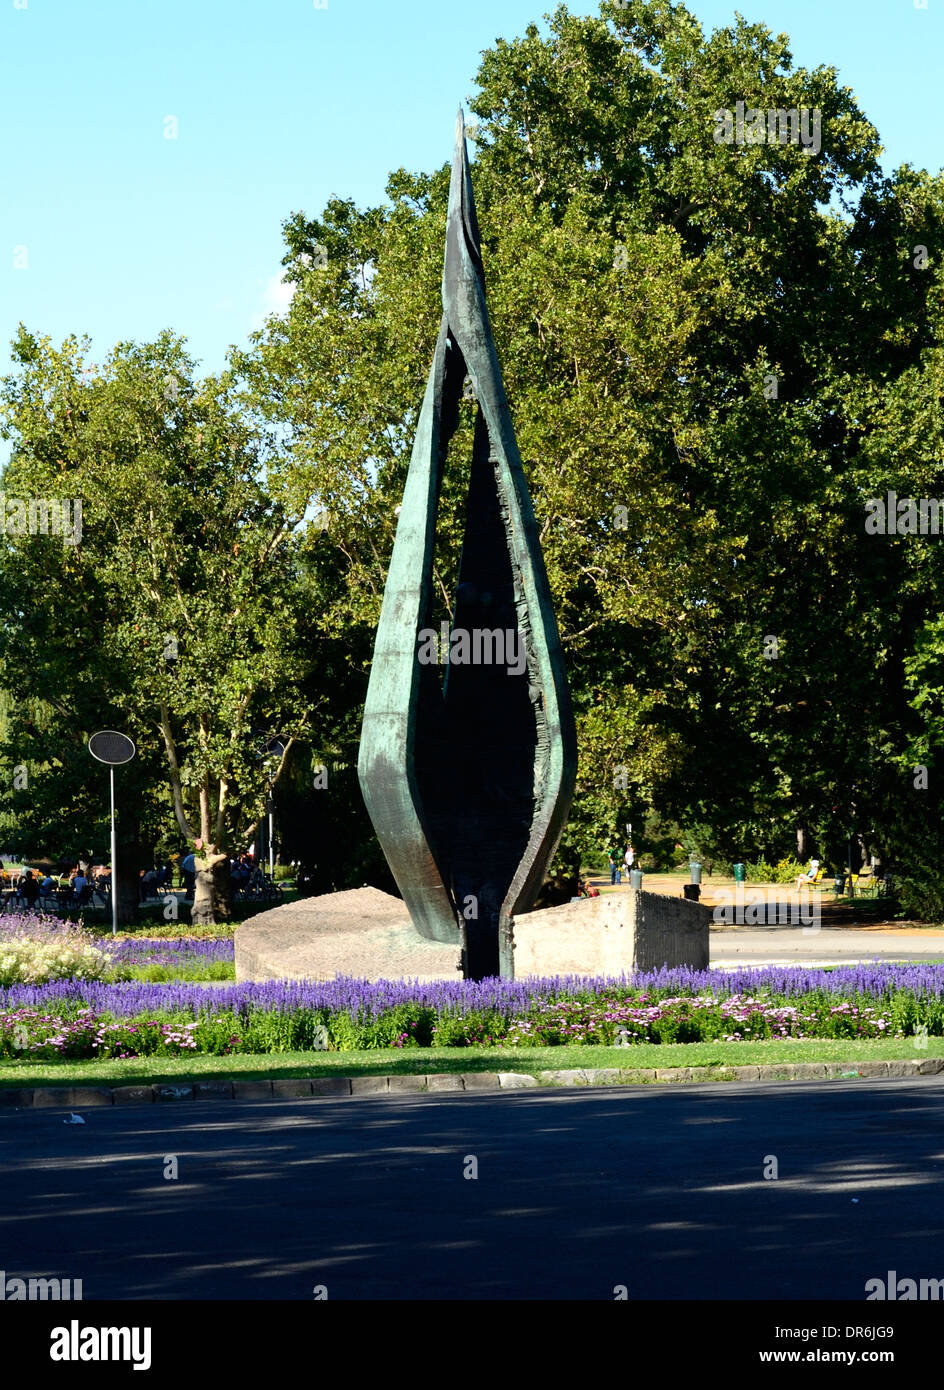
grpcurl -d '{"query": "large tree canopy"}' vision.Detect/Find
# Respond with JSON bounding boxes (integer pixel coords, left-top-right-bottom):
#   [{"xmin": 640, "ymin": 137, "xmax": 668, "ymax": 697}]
[
  {"xmin": 0, "ymin": 329, "xmax": 321, "ymax": 920},
  {"xmin": 234, "ymin": 1, "xmax": 944, "ymax": 907}
]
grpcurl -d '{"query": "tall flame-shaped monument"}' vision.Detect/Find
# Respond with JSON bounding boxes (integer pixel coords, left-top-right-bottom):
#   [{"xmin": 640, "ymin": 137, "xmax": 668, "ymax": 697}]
[{"xmin": 358, "ymin": 112, "xmax": 577, "ymax": 979}]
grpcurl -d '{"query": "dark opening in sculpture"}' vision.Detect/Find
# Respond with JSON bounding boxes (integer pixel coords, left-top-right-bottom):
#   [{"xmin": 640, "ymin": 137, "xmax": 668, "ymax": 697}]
[{"xmin": 357, "ymin": 111, "xmax": 577, "ymax": 980}]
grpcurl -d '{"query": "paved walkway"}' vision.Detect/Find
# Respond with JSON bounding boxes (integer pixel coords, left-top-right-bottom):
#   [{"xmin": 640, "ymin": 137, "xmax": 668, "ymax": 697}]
[
  {"xmin": 710, "ymin": 926, "xmax": 944, "ymax": 968},
  {"xmin": 587, "ymin": 873, "xmax": 944, "ymax": 966}
]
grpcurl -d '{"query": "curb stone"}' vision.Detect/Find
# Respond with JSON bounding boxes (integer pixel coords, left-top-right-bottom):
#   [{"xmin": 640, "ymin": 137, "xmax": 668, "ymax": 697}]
[
  {"xmin": 351, "ymin": 1076, "xmax": 389, "ymax": 1095},
  {"xmin": 0, "ymin": 1088, "xmax": 34, "ymax": 1107},
  {"xmin": 154, "ymin": 1084, "xmax": 194, "ymax": 1102},
  {"xmin": 271, "ymin": 1079, "xmax": 313, "ymax": 1099},
  {"xmin": 425, "ymin": 1074, "xmax": 465, "ymax": 1091},
  {"xmin": 232, "ymin": 1081, "xmax": 273, "ymax": 1101},
  {"xmin": 461, "ymin": 1072, "xmax": 501, "ymax": 1090},
  {"xmin": 113, "ymin": 1085, "xmax": 153, "ymax": 1105},
  {"xmin": 310, "ymin": 1077, "xmax": 351, "ymax": 1097},
  {"xmin": 1, "ymin": 1060, "xmax": 943, "ymax": 1109},
  {"xmin": 387, "ymin": 1075, "xmax": 426, "ymax": 1093},
  {"xmin": 194, "ymin": 1081, "xmax": 233, "ymax": 1100}
]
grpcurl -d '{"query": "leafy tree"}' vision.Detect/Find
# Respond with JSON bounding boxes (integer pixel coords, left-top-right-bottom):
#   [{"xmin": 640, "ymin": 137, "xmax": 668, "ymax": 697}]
[
  {"xmin": 237, "ymin": 1, "xmax": 944, "ymax": 904},
  {"xmin": 7, "ymin": 0, "xmax": 944, "ymax": 926},
  {"xmin": 0, "ymin": 329, "xmax": 319, "ymax": 922}
]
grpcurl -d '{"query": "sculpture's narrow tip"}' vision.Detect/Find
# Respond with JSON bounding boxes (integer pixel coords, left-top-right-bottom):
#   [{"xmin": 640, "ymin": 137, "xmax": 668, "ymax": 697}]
[{"xmin": 444, "ymin": 104, "xmax": 483, "ymax": 301}]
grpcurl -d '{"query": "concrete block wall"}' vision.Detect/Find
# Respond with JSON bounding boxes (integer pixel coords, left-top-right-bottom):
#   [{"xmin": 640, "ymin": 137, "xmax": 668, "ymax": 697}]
[{"xmin": 511, "ymin": 888, "xmax": 710, "ymax": 978}]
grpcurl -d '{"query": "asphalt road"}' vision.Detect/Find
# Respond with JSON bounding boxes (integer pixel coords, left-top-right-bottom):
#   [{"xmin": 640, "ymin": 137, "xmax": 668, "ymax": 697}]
[{"xmin": 2, "ymin": 1079, "xmax": 944, "ymax": 1300}]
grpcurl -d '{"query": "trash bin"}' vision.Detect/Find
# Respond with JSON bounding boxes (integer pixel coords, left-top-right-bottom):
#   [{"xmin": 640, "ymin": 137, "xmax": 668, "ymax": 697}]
[
  {"xmin": 629, "ymin": 868, "xmax": 643, "ymax": 891},
  {"xmin": 733, "ymin": 862, "xmax": 746, "ymax": 884},
  {"xmin": 689, "ymin": 861, "xmax": 702, "ymax": 885}
]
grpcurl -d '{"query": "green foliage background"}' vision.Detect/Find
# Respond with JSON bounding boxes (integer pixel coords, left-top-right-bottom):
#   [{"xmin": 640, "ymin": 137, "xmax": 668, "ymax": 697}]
[{"xmin": 4, "ymin": 1, "xmax": 944, "ymax": 917}]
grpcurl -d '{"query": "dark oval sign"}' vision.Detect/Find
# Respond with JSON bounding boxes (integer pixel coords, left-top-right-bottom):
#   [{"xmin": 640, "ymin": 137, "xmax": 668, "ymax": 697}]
[{"xmin": 88, "ymin": 730, "xmax": 137, "ymax": 765}]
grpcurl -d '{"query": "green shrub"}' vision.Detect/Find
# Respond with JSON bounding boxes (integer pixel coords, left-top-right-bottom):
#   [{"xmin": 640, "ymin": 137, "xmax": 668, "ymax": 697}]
[
  {"xmin": 745, "ymin": 857, "xmax": 811, "ymax": 884},
  {"xmin": 431, "ymin": 1009, "xmax": 506, "ymax": 1047}
]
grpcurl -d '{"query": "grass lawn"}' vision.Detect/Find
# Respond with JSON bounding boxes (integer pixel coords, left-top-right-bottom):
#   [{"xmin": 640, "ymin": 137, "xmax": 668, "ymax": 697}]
[
  {"xmin": 117, "ymin": 964, "xmax": 236, "ymax": 982},
  {"xmin": 70, "ymin": 891, "xmax": 301, "ymax": 938},
  {"xmin": 2, "ymin": 1034, "xmax": 942, "ymax": 1090},
  {"xmin": 101, "ymin": 923, "xmax": 240, "ymax": 940}
]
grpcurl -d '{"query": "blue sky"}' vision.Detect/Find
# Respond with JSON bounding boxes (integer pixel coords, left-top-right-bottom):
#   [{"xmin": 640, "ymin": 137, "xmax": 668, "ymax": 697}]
[{"xmin": 1, "ymin": 0, "xmax": 941, "ymax": 445}]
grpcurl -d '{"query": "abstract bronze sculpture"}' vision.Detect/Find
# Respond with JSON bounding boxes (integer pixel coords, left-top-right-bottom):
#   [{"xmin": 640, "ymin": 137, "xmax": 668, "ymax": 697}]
[{"xmin": 358, "ymin": 111, "xmax": 577, "ymax": 979}]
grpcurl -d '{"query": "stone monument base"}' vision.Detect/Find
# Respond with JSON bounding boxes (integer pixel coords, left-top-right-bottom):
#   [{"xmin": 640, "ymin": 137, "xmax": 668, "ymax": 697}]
[
  {"xmin": 234, "ymin": 887, "xmax": 461, "ymax": 983},
  {"xmin": 512, "ymin": 888, "xmax": 709, "ymax": 975},
  {"xmin": 234, "ymin": 885, "xmax": 710, "ymax": 982}
]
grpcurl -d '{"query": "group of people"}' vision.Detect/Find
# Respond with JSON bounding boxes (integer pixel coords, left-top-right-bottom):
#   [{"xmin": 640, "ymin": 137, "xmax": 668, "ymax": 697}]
[
  {"xmin": 606, "ymin": 842, "xmax": 635, "ymax": 885},
  {"xmin": 229, "ymin": 854, "xmax": 262, "ymax": 890},
  {"xmin": 1, "ymin": 861, "xmax": 112, "ymax": 911},
  {"xmin": 2, "ymin": 849, "xmax": 272, "ymax": 911},
  {"xmin": 170, "ymin": 850, "xmax": 262, "ymax": 899},
  {"xmin": 138, "ymin": 864, "xmax": 175, "ymax": 901}
]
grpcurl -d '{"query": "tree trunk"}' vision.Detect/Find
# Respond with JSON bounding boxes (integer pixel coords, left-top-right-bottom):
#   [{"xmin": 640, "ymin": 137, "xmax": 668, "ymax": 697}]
[
  {"xmin": 116, "ymin": 860, "xmax": 140, "ymax": 926},
  {"xmin": 796, "ymin": 828, "xmax": 809, "ymax": 860},
  {"xmin": 116, "ymin": 833, "xmax": 141, "ymax": 926},
  {"xmin": 192, "ymin": 850, "xmax": 231, "ymax": 927}
]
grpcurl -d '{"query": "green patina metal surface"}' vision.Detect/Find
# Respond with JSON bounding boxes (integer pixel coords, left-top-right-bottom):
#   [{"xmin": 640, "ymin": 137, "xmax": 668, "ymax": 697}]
[{"xmin": 357, "ymin": 111, "xmax": 577, "ymax": 979}]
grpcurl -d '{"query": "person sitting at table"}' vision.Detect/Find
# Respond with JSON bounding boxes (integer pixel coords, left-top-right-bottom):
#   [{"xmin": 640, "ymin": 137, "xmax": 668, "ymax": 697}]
[
  {"xmin": 19, "ymin": 870, "xmax": 40, "ymax": 911},
  {"xmin": 72, "ymin": 869, "xmax": 89, "ymax": 898}
]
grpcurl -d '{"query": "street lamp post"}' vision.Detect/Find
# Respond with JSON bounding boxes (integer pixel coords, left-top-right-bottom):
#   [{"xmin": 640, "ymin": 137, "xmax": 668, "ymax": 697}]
[
  {"xmin": 260, "ymin": 737, "xmax": 285, "ymax": 883},
  {"xmin": 88, "ymin": 731, "xmax": 136, "ymax": 936}
]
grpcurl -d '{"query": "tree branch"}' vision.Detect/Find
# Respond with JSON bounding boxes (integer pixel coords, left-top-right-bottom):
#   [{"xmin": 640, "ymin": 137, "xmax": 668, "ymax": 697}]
[{"xmin": 156, "ymin": 705, "xmax": 193, "ymax": 840}]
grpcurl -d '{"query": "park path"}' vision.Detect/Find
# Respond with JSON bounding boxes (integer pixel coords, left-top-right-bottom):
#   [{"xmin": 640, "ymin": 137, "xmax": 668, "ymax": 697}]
[{"xmin": 584, "ymin": 872, "xmax": 944, "ymax": 964}]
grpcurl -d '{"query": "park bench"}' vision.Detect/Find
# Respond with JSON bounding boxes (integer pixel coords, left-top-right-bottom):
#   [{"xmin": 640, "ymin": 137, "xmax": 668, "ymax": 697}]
[
  {"xmin": 853, "ymin": 868, "xmax": 873, "ymax": 897},
  {"xmin": 832, "ymin": 867, "xmax": 891, "ymax": 899}
]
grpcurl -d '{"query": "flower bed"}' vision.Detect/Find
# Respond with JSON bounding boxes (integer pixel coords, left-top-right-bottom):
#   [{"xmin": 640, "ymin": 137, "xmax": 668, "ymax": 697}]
[
  {"xmin": 0, "ymin": 917, "xmax": 114, "ymax": 986},
  {"xmin": 1, "ymin": 963, "xmax": 943, "ymax": 1059},
  {"xmin": 0, "ymin": 916, "xmax": 233, "ymax": 985},
  {"xmin": 90, "ymin": 938, "xmax": 234, "ymax": 968}
]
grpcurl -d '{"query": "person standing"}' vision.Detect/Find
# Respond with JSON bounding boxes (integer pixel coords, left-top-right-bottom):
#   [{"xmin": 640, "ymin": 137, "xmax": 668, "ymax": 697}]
[
  {"xmin": 606, "ymin": 844, "xmax": 621, "ymax": 886},
  {"xmin": 624, "ymin": 844, "xmax": 635, "ymax": 879},
  {"xmin": 180, "ymin": 850, "xmax": 197, "ymax": 899}
]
